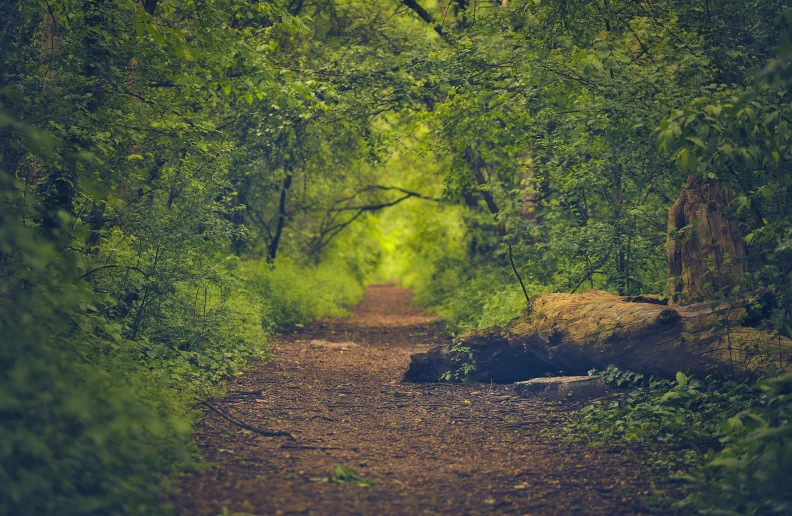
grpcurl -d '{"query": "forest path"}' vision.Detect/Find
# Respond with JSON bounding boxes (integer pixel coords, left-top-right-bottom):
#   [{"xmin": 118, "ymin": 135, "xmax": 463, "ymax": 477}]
[{"xmin": 173, "ymin": 283, "xmax": 680, "ymax": 515}]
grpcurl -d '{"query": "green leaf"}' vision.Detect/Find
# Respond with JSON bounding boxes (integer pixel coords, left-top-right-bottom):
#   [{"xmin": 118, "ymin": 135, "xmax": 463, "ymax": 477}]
[{"xmin": 675, "ymin": 372, "xmax": 688, "ymax": 387}]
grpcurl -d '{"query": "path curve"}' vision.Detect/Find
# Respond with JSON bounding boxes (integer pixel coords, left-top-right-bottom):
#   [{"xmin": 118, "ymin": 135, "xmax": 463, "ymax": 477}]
[{"xmin": 173, "ymin": 283, "xmax": 680, "ymax": 515}]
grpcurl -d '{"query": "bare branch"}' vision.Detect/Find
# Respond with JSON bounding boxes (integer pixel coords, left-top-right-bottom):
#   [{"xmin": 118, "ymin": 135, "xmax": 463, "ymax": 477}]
[
  {"xmin": 80, "ymin": 264, "xmax": 147, "ymax": 280},
  {"xmin": 199, "ymin": 402, "xmax": 296, "ymax": 440}
]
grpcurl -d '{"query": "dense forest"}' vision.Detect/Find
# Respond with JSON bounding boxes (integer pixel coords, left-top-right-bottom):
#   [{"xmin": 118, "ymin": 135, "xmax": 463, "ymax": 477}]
[{"xmin": 1, "ymin": 0, "xmax": 791, "ymax": 514}]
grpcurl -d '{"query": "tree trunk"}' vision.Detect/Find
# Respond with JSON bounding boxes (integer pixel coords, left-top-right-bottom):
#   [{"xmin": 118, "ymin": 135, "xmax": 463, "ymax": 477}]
[
  {"xmin": 267, "ymin": 170, "xmax": 292, "ymax": 262},
  {"xmin": 667, "ymin": 177, "xmax": 748, "ymax": 304},
  {"xmin": 403, "ymin": 290, "xmax": 790, "ymax": 383}
]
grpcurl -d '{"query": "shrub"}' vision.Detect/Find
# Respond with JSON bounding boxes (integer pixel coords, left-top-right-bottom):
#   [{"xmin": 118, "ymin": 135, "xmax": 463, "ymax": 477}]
[
  {"xmin": 565, "ymin": 367, "xmax": 792, "ymax": 514},
  {"xmin": 241, "ymin": 257, "xmax": 364, "ymax": 327}
]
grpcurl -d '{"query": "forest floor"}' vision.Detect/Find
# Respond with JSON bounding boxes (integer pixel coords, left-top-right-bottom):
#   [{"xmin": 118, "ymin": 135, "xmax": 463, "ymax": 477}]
[{"xmin": 173, "ymin": 283, "xmax": 686, "ymax": 515}]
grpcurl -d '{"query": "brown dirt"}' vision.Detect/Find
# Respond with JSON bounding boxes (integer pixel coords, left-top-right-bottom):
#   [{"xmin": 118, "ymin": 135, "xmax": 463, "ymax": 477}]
[{"xmin": 172, "ymin": 283, "xmax": 684, "ymax": 515}]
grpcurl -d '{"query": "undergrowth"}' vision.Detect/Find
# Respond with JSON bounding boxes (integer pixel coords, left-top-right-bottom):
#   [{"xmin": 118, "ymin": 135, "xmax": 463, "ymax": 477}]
[
  {"xmin": 411, "ymin": 259, "xmax": 540, "ymax": 333},
  {"xmin": 0, "ymin": 166, "xmax": 364, "ymax": 513},
  {"xmin": 241, "ymin": 257, "xmax": 364, "ymax": 327},
  {"xmin": 565, "ymin": 367, "xmax": 792, "ymax": 514}
]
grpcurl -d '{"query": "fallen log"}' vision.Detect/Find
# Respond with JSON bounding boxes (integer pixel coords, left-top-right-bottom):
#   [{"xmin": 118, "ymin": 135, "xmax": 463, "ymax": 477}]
[{"xmin": 403, "ymin": 290, "xmax": 791, "ymax": 383}]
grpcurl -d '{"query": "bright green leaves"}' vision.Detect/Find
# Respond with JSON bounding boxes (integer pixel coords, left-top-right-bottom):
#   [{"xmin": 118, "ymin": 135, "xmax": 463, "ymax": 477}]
[
  {"xmin": 279, "ymin": 12, "xmax": 305, "ymax": 35},
  {"xmin": 571, "ymin": 48, "xmax": 604, "ymax": 77}
]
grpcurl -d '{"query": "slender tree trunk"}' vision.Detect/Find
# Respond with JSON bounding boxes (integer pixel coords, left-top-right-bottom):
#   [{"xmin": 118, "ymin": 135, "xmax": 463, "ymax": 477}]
[
  {"xmin": 85, "ymin": 200, "xmax": 106, "ymax": 253},
  {"xmin": 268, "ymin": 169, "xmax": 293, "ymax": 262}
]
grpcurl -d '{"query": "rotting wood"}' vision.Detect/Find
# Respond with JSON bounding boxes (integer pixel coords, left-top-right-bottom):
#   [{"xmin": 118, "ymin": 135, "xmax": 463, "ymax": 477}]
[
  {"xmin": 403, "ymin": 290, "xmax": 792, "ymax": 383},
  {"xmin": 667, "ymin": 177, "xmax": 749, "ymax": 304},
  {"xmin": 514, "ymin": 376, "xmax": 606, "ymax": 402}
]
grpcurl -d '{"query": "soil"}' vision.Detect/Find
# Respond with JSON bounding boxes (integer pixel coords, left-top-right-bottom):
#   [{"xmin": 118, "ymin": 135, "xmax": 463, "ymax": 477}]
[{"xmin": 172, "ymin": 283, "xmax": 685, "ymax": 515}]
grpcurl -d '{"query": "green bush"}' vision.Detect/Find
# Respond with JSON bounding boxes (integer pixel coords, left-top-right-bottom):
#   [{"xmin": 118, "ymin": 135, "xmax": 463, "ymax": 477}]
[
  {"xmin": 565, "ymin": 368, "xmax": 792, "ymax": 514},
  {"xmin": 689, "ymin": 373, "xmax": 792, "ymax": 515},
  {"xmin": 135, "ymin": 278, "xmax": 270, "ymax": 395},
  {"xmin": 241, "ymin": 257, "xmax": 364, "ymax": 327},
  {"xmin": 0, "ymin": 351, "xmax": 194, "ymax": 515},
  {"xmin": 0, "ymin": 220, "xmax": 360, "ymax": 513},
  {"xmin": 0, "ymin": 144, "xmax": 361, "ymax": 513},
  {"xmin": 0, "ymin": 172, "xmax": 193, "ymax": 514},
  {"xmin": 410, "ymin": 259, "xmax": 536, "ymax": 333}
]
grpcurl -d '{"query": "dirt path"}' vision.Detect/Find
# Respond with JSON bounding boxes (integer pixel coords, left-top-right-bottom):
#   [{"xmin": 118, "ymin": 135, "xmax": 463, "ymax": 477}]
[{"xmin": 173, "ymin": 283, "xmax": 681, "ymax": 515}]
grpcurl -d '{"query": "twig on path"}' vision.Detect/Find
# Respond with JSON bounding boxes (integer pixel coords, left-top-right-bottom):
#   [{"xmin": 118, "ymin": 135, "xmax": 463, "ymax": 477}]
[
  {"xmin": 504, "ymin": 421, "xmax": 543, "ymax": 428},
  {"xmin": 279, "ymin": 444, "xmax": 353, "ymax": 451},
  {"xmin": 207, "ymin": 390, "xmax": 265, "ymax": 402},
  {"xmin": 199, "ymin": 401, "xmax": 296, "ymax": 440},
  {"xmin": 227, "ymin": 389, "xmax": 267, "ymax": 396},
  {"xmin": 392, "ymin": 479, "xmax": 412, "ymax": 490}
]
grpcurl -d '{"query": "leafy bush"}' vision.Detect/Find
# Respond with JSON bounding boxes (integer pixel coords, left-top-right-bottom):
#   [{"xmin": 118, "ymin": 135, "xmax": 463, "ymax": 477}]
[
  {"xmin": 241, "ymin": 257, "xmax": 364, "ymax": 327},
  {"xmin": 410, "ymin": 259, "xmax": 538, "ymax": 333},
  {"xmin": 0, "ymin": 350, "xmax": 195, "ymax": 515},
  {"xmin": 138, "ymin": 282, "xmax": 271, "ymax": 396},
  {"xmin": 0, "ymin": 106, "xmax": 360, "ymax": 512},
  {"xmin": 567, "ymin": 370, "xmax": 755, "ymax": 468},
  {"xmin": 0, "ymin": 199, "xmax": 359, "ymax": 513},
  {"xmin": 0, "ymin": 168, "xmax": 194, "ymax": 514},
  {"xmin": 565, "ymin": 368, "xmax": 792, "ymax": 514},
  {"xmin": 688, "ymin": 373, "xmax": 792, "ymax": 515}
]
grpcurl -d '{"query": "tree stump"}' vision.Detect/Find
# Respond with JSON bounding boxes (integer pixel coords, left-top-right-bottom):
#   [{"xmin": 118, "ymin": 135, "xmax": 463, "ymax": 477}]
[{"xmin": 667, "ymin": 177, "xmax": 748, "ymax": 304}]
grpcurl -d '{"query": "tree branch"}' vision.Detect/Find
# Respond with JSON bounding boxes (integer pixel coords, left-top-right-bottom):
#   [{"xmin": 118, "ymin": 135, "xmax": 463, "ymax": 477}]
[
  {"xmin": 328, "ymin": 186, "xmax": 441, "ymax": 212},
  {"xmin": 402, "ymin": 0, "xmax": 449, "ymax": 41},
  {"xmin": 80, "ymin": 264, "xmax": 147, "ymax": 280},
  {"xmin": 308, "ymin": 186, "xmax": 441, "ymax": 256}
]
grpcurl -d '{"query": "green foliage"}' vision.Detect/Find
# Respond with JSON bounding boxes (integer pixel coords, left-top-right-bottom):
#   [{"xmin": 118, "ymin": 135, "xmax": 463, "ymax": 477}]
[
  {"xmin": 0, "ymin": 0, "xmax": 373, "ymax": 509},
  {"xmin": 414, "ymin": 261, "xmax": 537, "ymax": 333},
  {"xmin": 688, "ymin": 373, "xmax": 792, "ymax": 515},
  {"xmin": 566, "ymin": 368, "xmax": 792, "ymax": 513},
  {"xmin": 3, "ymin": 0, "xmax": 792, "ymax": 512},
  {"xmin": 0, "ymin": 159, "xmax": 194, "ymax": 513},
  {"xmin": 241, "ymin": 257, "xmax": 364, "ymax": 327},
  {"xmin": 567, "ymin": 369, "xmax": 753, "ymax": 467},
  {"xmin": 439, "ymin": 344, "xmax": 477, "ymax": 383}
]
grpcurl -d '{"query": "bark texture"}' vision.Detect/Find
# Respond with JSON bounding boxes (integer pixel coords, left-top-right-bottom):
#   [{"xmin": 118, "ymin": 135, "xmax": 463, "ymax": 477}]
[
  {"xmin": 667, "ymin": 177, "xmax": 748, "ymax": 304},
  {"xmin": 403, "ymin": 290, "xmax": 791, "ymax": 383}
]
